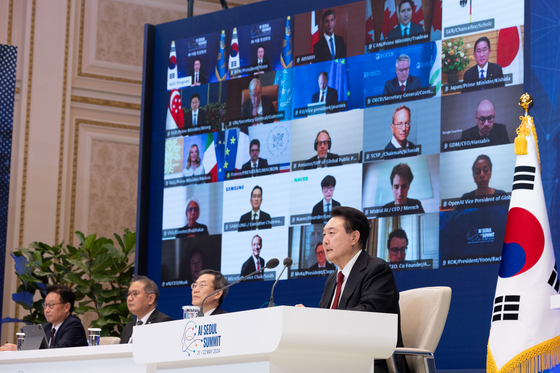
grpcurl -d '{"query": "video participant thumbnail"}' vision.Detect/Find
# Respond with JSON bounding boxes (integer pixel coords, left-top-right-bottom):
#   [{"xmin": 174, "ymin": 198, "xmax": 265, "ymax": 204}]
[
  {"xmin": 293, "ymin": 3, "xmax": 365, "ymax": 66},
  {"xmin": 290, "ymin": 110, "xmax": 363, "ymax": 171},
  {"xmin": 287, "ymin": 224, "xmax": 337, "ymax": 279},
  {"xmin": 440, "ymin": 144, "xmax": 515, "ymax": 210},
  {"xmin": 363, "ymin": 97, "xmax": 441, "ymax": 162},
  {"xmin": 364, "ymin": 41, "xmax": 441, "ymax": 107},
  {"xmin": 440, "ymin": 84, "xmax": 523, "ymax": 152},
  {"xmin": 291, "ymin": 56, "xmax": 365, "ymax": 118},
  {"xmin": 365, "ymin": 0, "xmax": 442, "ymax": 52},
  {"xmin": 362, "ymin": 154, "xmax": 440, "ymax": 218}
]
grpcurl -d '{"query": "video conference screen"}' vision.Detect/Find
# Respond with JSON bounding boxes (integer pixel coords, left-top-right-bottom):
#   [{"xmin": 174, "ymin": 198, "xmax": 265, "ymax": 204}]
[{"xmin": 148, "ymin": 0, "xmax": 524, "ymax": 307}]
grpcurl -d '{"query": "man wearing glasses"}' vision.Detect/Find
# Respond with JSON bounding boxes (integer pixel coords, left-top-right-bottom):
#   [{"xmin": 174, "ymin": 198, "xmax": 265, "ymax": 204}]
[
  {"xmin": 383, "ymin": 54, "xmax": 422, "ymax": 94},
  {"xmin": 462, "ymin": 36, "xmax": 504, "ymax": 91},
  {"xmin": 384, "ymin": 105, "xmax": 417, "ymax": 151},
  {"xmin": 460, "ymin": 99, "xmax": 510, "ymax": 145},
  {"xmin": 120, "ymin": 276, "xmax": 172, "ymax": 344},
  {"xmin": 191, "ymin": 269, "xmax": 228, "ymax": 316},
  {"xmin": 387, "ymin": 228, "xmax": 408, "ymax": 263},
  {"xmin": 311, "ymin": 175, "xmax": 341, "ymax": 225},
  {"xmin": 304, "ymin": 130, "xmax": 341, "ymax": 170}
]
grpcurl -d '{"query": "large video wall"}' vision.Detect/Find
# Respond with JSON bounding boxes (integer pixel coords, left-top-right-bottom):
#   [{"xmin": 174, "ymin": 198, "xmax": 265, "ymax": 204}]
[{"xmin": 143, "ymin": 0, "xmax": 526, "ymax": 367}]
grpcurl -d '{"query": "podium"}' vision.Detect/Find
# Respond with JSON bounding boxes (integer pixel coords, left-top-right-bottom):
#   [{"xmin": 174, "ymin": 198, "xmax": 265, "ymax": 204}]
[{"xmin": 133, "ymin": 306, "xmax": 397, "ymax": 373}]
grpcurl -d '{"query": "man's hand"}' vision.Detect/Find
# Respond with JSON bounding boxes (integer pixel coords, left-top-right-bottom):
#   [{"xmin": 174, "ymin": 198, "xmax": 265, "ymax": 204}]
[
  {"xmin": 0, "ymin": 343, "xmax": 17, "ymax": 351},
  {"xmin": 295, "ymin": 304, "xmax": 305, "ymax": 308}
]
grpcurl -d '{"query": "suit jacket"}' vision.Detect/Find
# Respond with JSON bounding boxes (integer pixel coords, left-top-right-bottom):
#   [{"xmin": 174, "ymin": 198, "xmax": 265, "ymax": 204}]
[
  {"xmin": 120, "ymin": 309, "xmax": 173, "ymax": 344},
  {"xmin": 387, "ymin": 22, "xmax": 424, "ymax": 39},
  {"xmin": 241, "ymin": 96, "xmax": 276, "ymax": 124},
  {"xmin": 309, "ymin": 261, "xmax": 336, "ymax": 271},
  {"xmin": 43, "ymin": 314, "xmax": 88, "ymax": 348},
  {"xmin": 383, "ymin": 75, "xmax": 422, "ymax": 94},
  {"xmin": 241, "ymin": 256, "xmax": 266, "ymax": 277},
  {"xmin": 311, "ymin": 87, "xmax": 339, "ymax": 113},
  {"xmin": 252, "ymin": 57, "xmax": 271, "ymax": 73},
  {"xmin": 238, "ymin": 210, "xmax": 272, "ymax": 231},
  {"xmin": 184, "ymin": 109, "xmax": 207, "ymax": 128},
  {"xmin": 313, "ymin": 34, "xmax": 347, "ymax": 63},
  {"xmin": 462, "ymin": 62, "xmax": 505, "ymax": 92},
  {"xmin": 190, "ymin": 70, "xmax": 207, "ymax": 85},
  {"xmin": 319, "ymin": 250, "xmax": 409, "ymax": 373},
  {"xmin": 209, "ymin": 306, "xmax": 227, "ymax": 315},
  {"xmin": 241, "ymin": 158, "xmax": 269, "ymax": 171},
  {"xmin": 176, "ymin": 222, "xmax": 209, "ymax": 237},
  {"xmin": 460, "ymin": 123, "xmax": 509, "ymax": 145},
  {"xmin": 311, "ymin": 199, "xmax": 341, "ymax": 225},
  {"xmin": 384, "ymin": 140, "xmax": 417, "ymax": 151},
  {"xmin": 303, "ymin": 152, "xmax": 342, "ymax": 170}
]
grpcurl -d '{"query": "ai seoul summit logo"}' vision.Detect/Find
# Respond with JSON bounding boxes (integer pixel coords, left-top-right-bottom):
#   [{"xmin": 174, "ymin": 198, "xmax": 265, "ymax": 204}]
[{"xmin": 181, "ymin": 320, "xmax": 223, "ymax": 357}]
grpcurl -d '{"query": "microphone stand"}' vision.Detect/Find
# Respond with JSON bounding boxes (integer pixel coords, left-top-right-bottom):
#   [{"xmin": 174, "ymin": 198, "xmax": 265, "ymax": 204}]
[{"xmin": 268, "ymin": 258, "xmax": 293, "ymax": 307}]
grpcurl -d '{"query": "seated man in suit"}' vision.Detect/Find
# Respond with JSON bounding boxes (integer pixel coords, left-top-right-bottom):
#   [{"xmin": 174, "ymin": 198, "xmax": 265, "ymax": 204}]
[
  {"xmin": 241, "ymin": 78, "xmax": 277, "ymax": 124},
  {"xmin": 185, "ymin": 93, "xmax": 207, "ymax": 128},
  {"xmin": 120, "ymin": 276, "xmax": 173, "ymax": 343},
  {"xmin": 462, "ymin": 36, "xmax": 504, "ymax": 92},
  {"xmin": 176, "ymin": 198, "xmax": 209, "ymax": 237},
  {"xmin": 238, "ymin": 185, "xmax": 272, "ymax": 231},
  {"xmin": 311, "ymin": 175, "xmax": 341, "ymax": 225},
  {"xmin": 304, "ymin": 130, "xmax": 342, "ymax": 170},
  {"xmin": 241, "ymin": 139, "xmax": 269, "ymax": 175},
  {"xmin": 384, "ymin": 105, "xmax": 417, "ymax": 151},
  {"xmin": 313, "ymin": 9, "xmax": 347, "ymax": 63},
  {"xmin": 382, "ymin": 163, "xmax": 425, "ymax": 214},
  {"xmin": 383, "ymin": 54, "xmax": 422, "ymax": 94},
  {"xmin": 240, "ymin": 235, "xmax": 266, "ymax": 280},
  {"xmin": 311, "ymin": 71, "xmax": 339, "ymax": 113},
  {"xmin": 460, "ymin": 99, "xmax": 509, "ymax": 145},
  {"xmin": 191, "ymin": 269, "xmax": 228, "ymax": 316},
  {"xmin": 387, "ymin": 228, "xmax": 408, "ymax": 263},
  {"xmin": 387, "ymin": 0, "xmax": 425, "ymax": 39},
  {"xmin": 0, "ymin": 284, "xmax": 88, "ymax": 350},
  {"xmin": 190, "ymin": 59, "xmax": 207, "ymax": 86},
  {"xmin": 296, "ymin": 206, "xmax": 409, "ymax": 373},
  {"xmin": 309, "ymin": 243, "xmax": 336, "ymax": 273},
  {"xmin": 252, "ymin": 45, "xmax": 271, "ymax": 74}
]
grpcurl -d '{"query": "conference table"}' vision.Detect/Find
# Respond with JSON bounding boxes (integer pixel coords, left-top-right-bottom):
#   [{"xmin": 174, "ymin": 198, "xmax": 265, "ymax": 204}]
[{"xmin": 0, "ymin": 306, "xmax": 397, "ymax": 373}]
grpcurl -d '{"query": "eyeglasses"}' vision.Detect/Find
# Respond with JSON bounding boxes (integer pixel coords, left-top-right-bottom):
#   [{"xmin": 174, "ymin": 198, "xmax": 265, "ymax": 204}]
[
  {"xmin": 316, "ymin": 140, "xmax": 330, "ymax": 146},
  {"xmin": 322, "ymin": 186, "xmax": 334, "ymax": 192},
  {"xmin": 191, "ymin": 282, "xmax": 214, "ymax": 290},
  {"xmin": 125, "ymin": 290, "xmax": 152, "ymax": 299},
  {"xmin": 397, "ymin": 67, "xmax": 410, "ymax": 73},
  {"xmin": 186, "ymin": 207, "xmax": 199, "ymax": 213},
  {"xmin": 475, "ymin": 47, "xmax": 489, "ymax": 55},
  {"xmin": 392, "ymin": 121, "xmax": 411, "ymax": 129},
  {"xmin": 476, "ymin": 115, "xmax": 495, "ymax": 124},
  {"xmin": 42, "ymin": 302, "xmax": 67, "ymax": 310},
  {"xmin": 250, "ymin": 148, "xmax": 260, "ymax": 153},
  {"xmin": 389, "ymin": 247, "xmax": 407, "ymax": 255}
]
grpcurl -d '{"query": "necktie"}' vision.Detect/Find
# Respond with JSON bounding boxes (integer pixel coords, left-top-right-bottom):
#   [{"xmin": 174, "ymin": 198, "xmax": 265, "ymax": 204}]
[
  {"xmin": 320, "ymin": 91, "xmax": 324, "ymax": 102},
  {"xmin": 327, "ymin": 203, "xmax": 331, "ymax": 212},
  {"xmin": 329, "ymin": 37, "xmax": 335, "ymax": 59},
  {"xmin": 480, "ymin": 69, "xmax": 485, "ymax": 79},
  {"xmin": 196, "ymin": 72, "xmax": 199, "ymax": 83},
  {"xmin": 50, "ymin": 328, "xmax": 56, "ymax": 347},
  {"xmin": 400, "ymin": 84, "xmax": 405, "ymax": 92},
  {"xmin": 256, "ymin": 258, "xmax": 261, "ymax": 271},
  {"xmin": 331, "ymin": 271, "xmax": 344, "ymax": 309},
  {"xmin": 253, "ymin": 105, "xmax": 258, "ymax": 116},
  {"xmin": 252, "ymin": 213, "xmax": 257, "ymax": 230},
  {"xmin": 137, "ymin": 320, "xmax": 143, "ymax": 326},
  {"xmin": 405, "ymin": 27, "xmax": 409, "ymax": 36},
  {"xmin": 194, "ymin": 113, "xmax": 197, "ymax": 126}
]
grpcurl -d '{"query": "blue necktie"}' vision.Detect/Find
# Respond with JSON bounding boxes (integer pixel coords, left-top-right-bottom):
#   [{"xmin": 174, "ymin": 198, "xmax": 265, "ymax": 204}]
[
  {"xmin": 480, "ymin": 69, "xmax": 485, "ymax": 79},
  {"xmin": 329, "ymin": 37, "xmax": 335, "ymax": 59},
  {"xmin": 194, "ymin": 113, "xmax": 197, "ymax": 126}
]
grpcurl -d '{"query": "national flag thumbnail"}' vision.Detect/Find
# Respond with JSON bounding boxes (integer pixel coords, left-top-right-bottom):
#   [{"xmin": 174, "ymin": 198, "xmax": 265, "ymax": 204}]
[
  {"xmin": 215, "ymin": 30, "xmax": 227, "ymax": 81},
  {"xmin": 228, "ymin": 28, "xmax": 240, "ymax": 77},
  {"xmin": 487, "ymin": 97, "xmax": 560, "ymax": 373},
  {"xmin": 166, "ymin": 90, "xmax": 184, "ymax": 130},
  {"xmin": 281, "ymin": 16, "xmax": 292, "ymax": 68}
]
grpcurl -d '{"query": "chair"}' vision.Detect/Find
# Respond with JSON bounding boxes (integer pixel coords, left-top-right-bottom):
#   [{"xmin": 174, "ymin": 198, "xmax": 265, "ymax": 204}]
[
  {"xmin": 387, "ymin": 286, "xmax": 452, "ymax": 373},
  {"xmin": 99, "ymin": 336, "xmax": 121, "ymax": 345}
]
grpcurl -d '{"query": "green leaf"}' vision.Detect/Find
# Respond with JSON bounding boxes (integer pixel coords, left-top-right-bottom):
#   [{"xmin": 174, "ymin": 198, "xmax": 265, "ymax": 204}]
[
  {"xmin": 124, "ymin": 231, "xmax": 136, "ymax": 253},
  {"xmin": 90, "ymin": 253, "xmax": 114, "ymax": 273},
  {"xmin": 99, "ymin": 304, "xmax": 121, "ymax": 317},
  {"xmin": 104, "ymin": 243, "xmax": 124, "ymax": 261},
  {"xmin": 66, "ymin": 258, "xmax": 88, "ymax": 272},
  {"xmin": 19, "ymin": 273, "xmax": 40, "ymax": 282},
  {"xmin": 63, "ymin": 272, "xmax": 90, "ymax": 288},
  {"xmin": 91, "ymin": 273, "xmax": 118, "ymax": 283},
  {"xmin": 74, "ymin": 305, "xmax": 96, "ymax": 314}
]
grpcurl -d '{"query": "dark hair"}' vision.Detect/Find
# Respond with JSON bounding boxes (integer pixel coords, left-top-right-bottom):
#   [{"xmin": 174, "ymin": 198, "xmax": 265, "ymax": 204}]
[
  {"xmin": 251, "ymin": 185, "xmax": 263, "ymax": 197},
  {"xmin": 47, "ymin": 284, "xmax": 75, "ymax": 313},
  {"xmin": 250, "ymin": 139, "xmax": 260, "ymax": 149},
  {"xmin": 194, "ymin": 58, "xmax": 201, "ymax": 65},
  {"xmin": 257, "ymin": 45, "xmax": 265, "ymax": 52},
  {"xmin": 321, "ymin": 175, "xmax": 336, "ymax": 188},
  {"xmin": 398, "ymin": 0, "xmax": 414, "ymax": 13},
  {"xmin": 330, "ymin": 206, "xmax": 369, "ymax": 249},
  {"xmin": 474, "ymin": 36, "xmax": 491, "ymax": 51},
  {"xmin": 198, "ymin": 269, "xmax": 229, "ymax": 305},
  {"xmin": 252, "ymin": 234, "xmax": 262, "ymax": 246},
  {"xmin": 132, "ymin": 275, "xmax": 160, "ymax": 304},
  {"xmin": 322, "ymin": 9, "xmax": 335, "ymax": 22},
  {"xmin": 472, "ymin": 154, "xmax": 492, "ymax": 174},
  {"xmin": 390, "ymin": 163, "xmax": 414, "ymax": 185},
  {"xmin": 318, "ymin": 71, "xmax": 328, "ymax": 80},
  {"xmin": 315, "ymin": 242, "xmax": 324, "ymax": 254},
  {"xmin": 387, "ymin": 228, "xmax": 408, "ymax": 249},
  {"xmin": 316, "ymin": 129, "xmax": 330, "ymax": 142},
  {"xmin": 190, "ymin": 93, "xmax": 200, "ymax": 102}
]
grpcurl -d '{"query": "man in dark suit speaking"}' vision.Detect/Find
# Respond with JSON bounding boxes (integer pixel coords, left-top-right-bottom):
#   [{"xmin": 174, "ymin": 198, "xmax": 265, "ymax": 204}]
[
  {"xmin": 387, "ymin": 0, "xmax": 424, "ymax": 39},
  {"xmin": 238, "ymin": 185, "xmax": 272, "ymax": 231},
  {"xmin": 120, "ymin": 276, "xmax": 172, "ymax": 344},
  {"xmin": 462, "ymin": 36, "xmax": 504, "ymax": 91},
  {"xmin": 190, "ymin": 59, "xmax": 207, "ymax": 86},
  {"xmin": 296, "ymin": 206, "xmax": 409, "ymax": 373},
  {"xmin": 241, "ymin": 235, "xmax": 266, "ymax": 279},
  {"xmin": 383, "ymin": 54, "xmax": 422, "ymax": 94},
  {"xmin": 313, "ymin": 9, "xmax": 347, "ymax": 63},
  {"xmin": 311, "ymin": 175, "xmax": 341, "ymax": 225},
  {"xmin": 311, "ymin": 71, "xmax": 339, "ymax": 113},
  {"xmin": 241, "ymin": 78, "xmax": 277, "ymax": 124},
  {"xmin": 241, "ymin": 139, "xmax": 269, "ymax": 175},
  {"xmin": 185, "ymin": 93, "xmax": 207, "ymax": 129},
  {"xmin": 252, "ymin": 45, "xmax": 271, "ymax": 74}
]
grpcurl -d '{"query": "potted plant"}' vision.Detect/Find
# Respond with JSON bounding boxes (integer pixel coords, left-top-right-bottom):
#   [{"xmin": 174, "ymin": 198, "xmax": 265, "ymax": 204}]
[{"xmin": 442, "ymin": 37, "xmax": 471, "ymax": 84}]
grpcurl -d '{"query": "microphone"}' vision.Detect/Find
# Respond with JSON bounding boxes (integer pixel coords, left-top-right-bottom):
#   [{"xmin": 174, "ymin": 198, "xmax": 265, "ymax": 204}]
[
  {"xmin": 199, "ymin": 258, "xmax": 279, "ymax": 316},
  {"xmin": 268, "ymin": 257, "xmax": 293, "ymax": 308}
]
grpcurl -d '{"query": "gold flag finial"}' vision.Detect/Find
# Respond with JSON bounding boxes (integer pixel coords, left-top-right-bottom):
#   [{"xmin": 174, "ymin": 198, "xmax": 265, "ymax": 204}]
[{"xmin": 515, "ymin": 93, "xmax": 540, "ymax": 169}]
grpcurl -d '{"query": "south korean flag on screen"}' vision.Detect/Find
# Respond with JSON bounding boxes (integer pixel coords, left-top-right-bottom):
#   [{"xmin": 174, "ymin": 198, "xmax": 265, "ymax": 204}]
[{"xmin": 487, "ymin": 115, "xmax": 560, "ymax": 373}]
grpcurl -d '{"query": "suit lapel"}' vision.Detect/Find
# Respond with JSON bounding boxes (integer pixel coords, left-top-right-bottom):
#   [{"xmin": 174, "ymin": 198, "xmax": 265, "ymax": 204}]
[
  {"xmin": 320, "ymin": 272, "xmax": 337, "ymax": 308},
  {"xmin": 338, "ymin": 250, "xmax": 367, "ymax": 309},
  {"xmin": 146, "ymin": 309, "xmax": 158, "ymax": 324}
]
